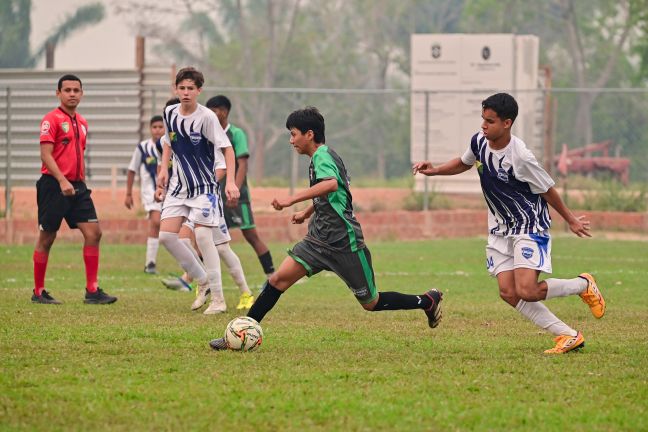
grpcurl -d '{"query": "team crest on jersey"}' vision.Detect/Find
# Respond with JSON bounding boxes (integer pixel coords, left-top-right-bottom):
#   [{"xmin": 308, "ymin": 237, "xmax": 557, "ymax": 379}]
[
  {"xmin": 497, "ymin": 168, "xmax": 509, "ymax": 182},
  {"xmin": 169, "ymin": 132, "xmax": 177, "ymax": 142},
  {"xmin": 202, "ymin": 208, "xmax": 211, "ymax": 217},
  {"xmin": 145, "ymin": 156, "xmax": 157, "ymax": 165},
  {"xmin": 521, "ymin": 247, "xmax": 534, "ymax": 259},
  {"xmin": 40, "ymin": 121, "xmax": 50, "ymax": 135},
  {"xmin": 190, "ymin": 132, "xmax": 201, "ymax": 145},
  {"xmin": 61, "ymin": 122, "xmax": 69, "ymax": 133}
]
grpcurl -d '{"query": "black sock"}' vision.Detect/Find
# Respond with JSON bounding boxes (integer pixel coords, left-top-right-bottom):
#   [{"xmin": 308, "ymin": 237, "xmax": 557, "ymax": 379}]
[
  {"xmin": 247, "ymin": 280, "xmax": 283, "ymax": 323},
  {"xmin": 258, "ymin": 251, "xmax": 275, "ymax": 275},
  {"xmin": 371, "ymin": 291, "xmax": 432, "ymax": 311}
]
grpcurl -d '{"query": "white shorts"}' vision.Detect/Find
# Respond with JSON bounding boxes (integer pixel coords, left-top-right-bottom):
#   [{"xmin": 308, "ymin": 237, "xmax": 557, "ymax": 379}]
[
  {"xmin": 161, "ymin": 193, "xmax": 222, "ymax": 227},
  {"xmin": 183, "ymin": 219, "xmax": 231, "ymax": 246},
  {"xmin": 141, "ymin": 189, "xmax": 161, "ymax": 213},
  {"xmin": 485, "ymin": 231, "xmax": 552, "ymax": 276}
]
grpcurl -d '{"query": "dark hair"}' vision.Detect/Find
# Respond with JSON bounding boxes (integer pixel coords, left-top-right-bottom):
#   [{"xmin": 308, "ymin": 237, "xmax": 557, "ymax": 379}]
[
  {"xmin": 482, "ymin": 93, "xmax": 518, "ymax": 124},
  {"xmin": 165, "ymin": 97, "xmax": 180, "ymax": 107},
  {"xmin": 206, "ymin": 95, "xmax": 231, "ymax": 111},
  {"xmin": 57, "ymin": 74, "xmax": 82, "ymax": 90},
  {"xmin": 150, "ymin": 115, "xmax": 163, "ymax": 125},
  {"xmin": 175, "ymin": 67, "xmax": 204, "ymax": 88},
  {"xmin": 285, "ymin": 107, "xmax": 325, "ymax": 144}
]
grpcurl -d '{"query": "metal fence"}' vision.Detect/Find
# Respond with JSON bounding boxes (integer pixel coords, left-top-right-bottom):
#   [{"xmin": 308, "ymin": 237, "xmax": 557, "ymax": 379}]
[{"xmin": 2, "ymin": 83, "xmax": 648, "ymax": 216}]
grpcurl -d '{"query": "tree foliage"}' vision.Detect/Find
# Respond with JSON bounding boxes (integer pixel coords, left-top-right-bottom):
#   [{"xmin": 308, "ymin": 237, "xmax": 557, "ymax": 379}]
[{"xmin": 0, "ymin": 0, "xmax": 32, "ymax": 68}]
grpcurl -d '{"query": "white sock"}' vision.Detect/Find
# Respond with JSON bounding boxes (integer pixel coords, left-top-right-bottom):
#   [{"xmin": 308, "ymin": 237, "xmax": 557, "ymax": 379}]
[
  {"xmin": 180, "ymin": 237, "xmax": 203, "ymax": 266},
  {"xmin": 158, "ymin": 231, "xmax": 206, "ymax": 284},
  {"xmin": 515, "ymin": 300, "xmax": 577, "ymax": 336},
  {"xmin": 545, "ymin": 277, "xmax": 588, "ymax": 299},
  {"xmin": 217, "ymin": 243, "xmax": 251, "ymax": 295},
  {"xmin": 194, "ymin": 227, "xmax": 223, "ymax": 299},
  {"xmin": 145, "ymin": 237, "xmax": 159, "ymax": 265}
]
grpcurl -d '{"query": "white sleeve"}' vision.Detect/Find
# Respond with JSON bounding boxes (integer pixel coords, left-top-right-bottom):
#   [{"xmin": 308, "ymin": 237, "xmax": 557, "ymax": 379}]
[
  {"xmin": 204, "ymin": 109, "xmax": 232, "ymax": 149},
  {"xmin": 461, "ymin": 146, "xmax": 476, "ymax": 166},
  {"xmin": 127, "ymin": 145, "xmax": 141, "ymax": 173},
  {"xmin": 514, "ymin": 148, "xmax": 555, "ymax": 194}
]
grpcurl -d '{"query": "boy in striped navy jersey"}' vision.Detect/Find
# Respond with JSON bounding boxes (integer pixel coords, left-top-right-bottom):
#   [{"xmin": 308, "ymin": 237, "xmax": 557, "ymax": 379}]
[
  {"xmin": 209, "ymin": 107, "xmax": 442, "ymax": 350},
  {"xmin": 155, "ymin": 67, "xmax": 240, "ymax": 314},
  {"xmin": 413, "ymin": 93, "xmax": 606, "ymax": 354},
  {"xmin": 125, "ymin": 115, "xmax": 165, "ymax": 274}
]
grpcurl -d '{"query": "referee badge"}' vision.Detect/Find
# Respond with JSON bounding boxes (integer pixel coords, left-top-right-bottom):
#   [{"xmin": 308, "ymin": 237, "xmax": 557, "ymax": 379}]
[{"xmin": 61, "ymin": 122, "xmax": 70, "ymax": 133}]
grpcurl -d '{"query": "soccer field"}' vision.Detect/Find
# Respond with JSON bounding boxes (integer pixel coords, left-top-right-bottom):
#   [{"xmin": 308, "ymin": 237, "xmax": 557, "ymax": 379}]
[{"xmin": 1, "ymin": 237, "xmax": 647, "ymax": 431}]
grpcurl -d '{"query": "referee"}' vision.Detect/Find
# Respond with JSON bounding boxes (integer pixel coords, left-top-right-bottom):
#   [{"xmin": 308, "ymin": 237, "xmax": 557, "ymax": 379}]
[{"xmin": 32, "ymin": 74, "xmax": 117, "ymax": 305}]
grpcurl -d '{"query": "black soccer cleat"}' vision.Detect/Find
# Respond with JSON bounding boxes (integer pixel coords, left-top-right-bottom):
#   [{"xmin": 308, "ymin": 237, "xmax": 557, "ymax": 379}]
[
  {"xmin": 424, "ymin": 289, "xmax": 443, "ymax": 328},
  {"xmin": 84, "ymin": 288, "xmax": 118, "ymax": 304},
  {"xmin": 144, "ymin": 262, "xmax": 157, "ymax": 274},
  {"xmin": 31, "ymin": 290, "xmax": 62, "ymax": 305},
  {"xmin": 209, "ymin": 337, "xmax": 228, "ymax": 351}
]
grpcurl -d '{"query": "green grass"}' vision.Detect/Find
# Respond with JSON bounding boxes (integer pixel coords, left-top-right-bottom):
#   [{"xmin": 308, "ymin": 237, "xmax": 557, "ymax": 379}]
[{"xmin": 1, "ymin": 238, "xmax": 647, "ymax": 431}]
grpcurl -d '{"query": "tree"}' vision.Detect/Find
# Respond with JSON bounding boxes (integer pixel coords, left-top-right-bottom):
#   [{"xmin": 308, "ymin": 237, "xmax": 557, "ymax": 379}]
[
  {"xmin": 32, "ymin": 3, "xmax": 105, "ymax": 69},
  {"xmin": 0, "ymin": 0, "xmax": 32, "ymax": 68}
]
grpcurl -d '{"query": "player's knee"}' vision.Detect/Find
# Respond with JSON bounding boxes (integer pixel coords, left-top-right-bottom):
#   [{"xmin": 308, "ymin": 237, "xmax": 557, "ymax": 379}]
[
  {"xmin": 362, "ymin": 299, "xmax": 377, "ymax": 311},
  {"xmin": 85, "ymin": 227, "xmax": 102, "ymax": 244},
  {"xmin": 499, "ymin": 290, "xmax": 518, "ymax": 307},
  {"xmin": 514, "ymin": 281, "xmax": 538, "ymax": 301},
  {"xmin": 158, "ymin": 231, "xmax": 175, "ymax": 247},
  {"xmin": 38, "ymin": 232, "xmax": 57, "ymax": 251}
]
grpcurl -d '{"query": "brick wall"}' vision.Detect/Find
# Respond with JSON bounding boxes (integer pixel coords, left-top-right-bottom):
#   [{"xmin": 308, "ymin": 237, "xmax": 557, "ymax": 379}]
[{"xmin": 3, "ymin": 209, "xmax": 646, "ymax": 245}]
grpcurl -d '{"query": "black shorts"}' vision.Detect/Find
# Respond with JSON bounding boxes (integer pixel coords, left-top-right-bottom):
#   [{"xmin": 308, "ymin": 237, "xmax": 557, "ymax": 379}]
[
  {"xmin": 224, "ymin": 201, "xmax": 255, "ymax": 230},
  {"xmin": 288, "ymin": 240, "xmax": 377, "ymax": 304},
  {"xmin": 36, "ymin": 174, "xmax": 98, "ymax": 232}
]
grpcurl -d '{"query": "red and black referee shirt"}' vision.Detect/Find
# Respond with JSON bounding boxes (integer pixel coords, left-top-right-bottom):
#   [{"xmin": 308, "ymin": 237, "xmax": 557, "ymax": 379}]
[{"xmin": 39, "ymin": 107, "xmax": 89, "ymax": 181}]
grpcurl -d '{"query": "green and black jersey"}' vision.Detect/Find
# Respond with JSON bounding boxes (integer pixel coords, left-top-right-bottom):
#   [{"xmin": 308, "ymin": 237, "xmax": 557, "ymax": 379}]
[
  {"xmin": 305, "ymin": 145, "xmax": 365, "ymax": 252},
  {"xmin": 219, "ymin": 123, "xmax": 250, "ymax": 203}
]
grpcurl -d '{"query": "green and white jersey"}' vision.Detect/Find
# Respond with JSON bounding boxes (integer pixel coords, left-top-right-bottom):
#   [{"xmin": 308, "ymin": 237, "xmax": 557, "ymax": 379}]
[
  {"xmin": 220, "ymin": 123, "xmax": 251, "ymax": 203},
  {"xmin": 306, "ymin": 145, "xmax": 365, "ymax": 252}
]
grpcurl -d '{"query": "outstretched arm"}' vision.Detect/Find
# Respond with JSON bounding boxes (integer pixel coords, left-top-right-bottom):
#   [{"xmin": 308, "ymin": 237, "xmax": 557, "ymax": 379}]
[
  {"xmin": 412, "ymin": 157, "xmax": 472, "ymax": 176},
  {"xmin": 272, "ymin": 178, "xmax": 337, "ymax": 211},
  {"xmin": 541, "ymin": 187, "xmax": 591, "ymax": 237}
]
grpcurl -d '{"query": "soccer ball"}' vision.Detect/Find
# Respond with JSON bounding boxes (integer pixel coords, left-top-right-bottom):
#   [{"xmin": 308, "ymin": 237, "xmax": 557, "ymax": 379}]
[{"xmin": 224, "ymin": 316, "xmax": 263, "ymax": 351}]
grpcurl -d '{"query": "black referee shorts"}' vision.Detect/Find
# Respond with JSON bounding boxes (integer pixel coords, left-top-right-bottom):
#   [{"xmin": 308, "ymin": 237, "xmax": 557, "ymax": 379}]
[{"xmin": 36, "ymin": 174, "xmax": 98, "ymax": 232}]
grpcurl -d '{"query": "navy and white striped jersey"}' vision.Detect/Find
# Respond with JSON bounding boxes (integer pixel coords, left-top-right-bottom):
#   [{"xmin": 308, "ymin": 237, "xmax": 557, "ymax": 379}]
[
  {"xmin": 127, "ymin": 138, "xmax": 160, "ymax": 196},
  {"xmin": 461, "ymin": 132, "xmax": 555, "ymax": 236},
  {"xmin": 162, "ymin": 103, "xmax": 230, "ymax": 199}
]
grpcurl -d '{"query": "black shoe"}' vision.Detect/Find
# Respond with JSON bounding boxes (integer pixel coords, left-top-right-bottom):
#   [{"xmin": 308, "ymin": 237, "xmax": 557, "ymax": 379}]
[
  {"xmin": 209, "ymin": 337, "xmax": 228, "ymax": 351},
  {"xmin": 424, "ymin": 289, "xmax": 443, "ymax": 328},
  {"xmin": 31, "ymin": 290, "xmax": 62, "ymax": 304},
  {"xmin": 84, "ymin": 288, "xmax": 118, "ymax": 304},
  {"xmin": 144, "ymin": 262, "xmax": 157, "ymax": 274}
]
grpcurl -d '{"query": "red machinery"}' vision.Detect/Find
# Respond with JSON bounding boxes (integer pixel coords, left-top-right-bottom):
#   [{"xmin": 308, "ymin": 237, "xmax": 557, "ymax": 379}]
[{"xmin": 554, "ymin": 140, "xmax": 630, "ymax": 184}]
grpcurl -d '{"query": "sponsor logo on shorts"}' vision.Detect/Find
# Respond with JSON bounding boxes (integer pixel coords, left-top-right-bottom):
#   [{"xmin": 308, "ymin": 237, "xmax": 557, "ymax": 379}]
[
  {"xmin": 61, "ymin": 122, "xmax": 70, "ymax": 133},
  {"xmin": 202, "ymin": 208, "xmax": 210, "ymax": 217},
  {"xmin": 219, "ymin": 224, "xmax": 227, "ymax": 234},
  {"xmin": 352, "ymin": 286, "xmax": 369, "ymax": 297},
  {"xmin": 40, "ymin": 121, "xmax": 50, "ymax": 135},
  {"xmin": 190, "ymin": 132, "xmax": 201, "ymax": 145},
  {"xmin": 232, "ymin": 216, "xmax": 242, "ymax": 224},
  {"xmin": 39, "ymin": 224, "xmax": 45, "ymax": 231},
  {"xmin": 521, "ymin": 247, "xmax": 534, "ymax": 259}
]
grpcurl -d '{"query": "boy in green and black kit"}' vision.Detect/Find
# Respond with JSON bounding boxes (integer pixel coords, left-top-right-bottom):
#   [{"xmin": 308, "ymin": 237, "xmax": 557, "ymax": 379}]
[{"xmin": 210, "ymin": 107, "xmax": 443, "ymax": 350}]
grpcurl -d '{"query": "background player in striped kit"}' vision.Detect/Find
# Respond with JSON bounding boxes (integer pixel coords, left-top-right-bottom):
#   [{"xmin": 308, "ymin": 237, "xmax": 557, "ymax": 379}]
[
  {"xmin": 413, "ymin": 92, "xmax": 605, "ymax": 354},
  {"xmin": 125, "ymin": 115, "xmax": 165, "ymax": 274},
  {"xmin": 206, "ymin": 95, "xmax": 275, "ymax": 280},
  {"xmin": 155, "ymin": 67, "xmax": 240, "ymax": 314}
]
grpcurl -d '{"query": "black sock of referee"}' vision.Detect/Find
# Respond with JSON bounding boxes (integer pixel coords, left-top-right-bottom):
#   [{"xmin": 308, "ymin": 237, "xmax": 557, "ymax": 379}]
[
  {"xmin": 371, "ymin": 291, "xmax": 432, "ymax": 311},
  {"xmin": 258, "ymin": 251, "xmax": 275, "ymax": 275},
  {"xmin": 247, "ymin": 280, "xmax": 283, "ymax": 323}
]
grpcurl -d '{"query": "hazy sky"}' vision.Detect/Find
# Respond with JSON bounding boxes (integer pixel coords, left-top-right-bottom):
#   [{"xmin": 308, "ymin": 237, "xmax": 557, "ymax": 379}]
[{"xmin": 31, "ymin": 0, "xmax": 134, "ymax": 70}]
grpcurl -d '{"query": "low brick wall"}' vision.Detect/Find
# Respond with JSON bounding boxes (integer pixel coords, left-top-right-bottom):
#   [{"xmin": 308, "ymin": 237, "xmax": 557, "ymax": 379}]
[{"xmin": 2, "ymin": 209, "xmax": 646, "ymax": 245}]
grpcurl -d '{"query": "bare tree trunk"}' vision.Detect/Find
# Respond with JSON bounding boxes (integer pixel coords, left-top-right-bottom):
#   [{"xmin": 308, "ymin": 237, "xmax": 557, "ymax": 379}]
[{"xmin": 45, "ymin": 41, "xmax": 55, "ymax": 69}]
